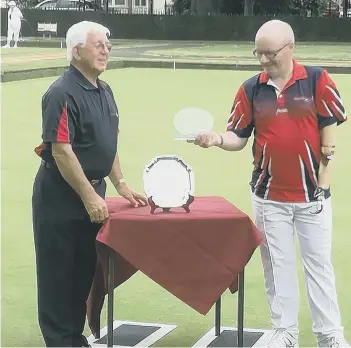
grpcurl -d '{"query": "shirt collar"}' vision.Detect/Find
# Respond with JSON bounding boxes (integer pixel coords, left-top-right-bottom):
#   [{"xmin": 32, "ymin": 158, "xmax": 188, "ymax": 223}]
[
  {"xmin": 259, "ymin": 59, "xmax": 307, "ymax": 84},
  {"xmin": 69, "ymin": 64, "xmax": 101, "ymax": 91}
]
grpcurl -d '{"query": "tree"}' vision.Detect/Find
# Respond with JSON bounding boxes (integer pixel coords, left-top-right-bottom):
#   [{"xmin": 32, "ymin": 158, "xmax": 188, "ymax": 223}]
[
  {"xmin": 190, "ymin": 0, "xmax": 220, "ymax": 14},
  {"xmin": 289, "ymin": 0, "xmax": 329, "ymax": 16},
  {"xmin": 220, "ymin": 0, "xmax": 244, "ymax": 15},
  {"xmin": 172, "ymin": 0, "xmax": 191, "ymax": 14},
  {"xmin": 220, "ymin": 0, "xmax": 291, "ymax": 15},
  {"xmin": 244, "ymin": 0, "xmax": 254, "ymax": 15},
  {"xmin": 173, "ymin": 0, "xmax": 221, "ymax": 14},
  {"xmin": 253, "ymin": 0, "xmax": 291, "ymax": 15}
]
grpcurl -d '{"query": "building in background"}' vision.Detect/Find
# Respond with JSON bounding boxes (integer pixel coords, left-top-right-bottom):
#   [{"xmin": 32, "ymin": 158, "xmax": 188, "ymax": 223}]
[
  {"xmin": 107, "ymin": 0, "xmax": 173, "ymax": 13},
  {"xmin": 325, "ymin": 0, "xmax": 351, "ymax": 16}
]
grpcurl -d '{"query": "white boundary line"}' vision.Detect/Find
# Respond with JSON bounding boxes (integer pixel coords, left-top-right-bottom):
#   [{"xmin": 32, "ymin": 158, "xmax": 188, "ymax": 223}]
[
  {"xmin": 192, "ymin": 326, "xmax": 274, "ymax": 348},
  {"xmin": 87, "ymin": 320, "xmax": 177, "ymax": 347}
]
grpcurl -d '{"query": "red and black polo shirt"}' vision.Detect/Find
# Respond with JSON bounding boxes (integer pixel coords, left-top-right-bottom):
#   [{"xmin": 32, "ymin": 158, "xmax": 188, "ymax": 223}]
[{"xmin": 226, "ymin": 60, "xmax": 347, "ymax": 203}]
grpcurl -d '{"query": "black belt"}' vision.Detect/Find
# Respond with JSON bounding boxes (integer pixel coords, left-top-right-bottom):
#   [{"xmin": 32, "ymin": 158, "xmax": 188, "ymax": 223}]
[{"xmin": 41, "ymin": 160, "xmax": 101, "ymax": 186}]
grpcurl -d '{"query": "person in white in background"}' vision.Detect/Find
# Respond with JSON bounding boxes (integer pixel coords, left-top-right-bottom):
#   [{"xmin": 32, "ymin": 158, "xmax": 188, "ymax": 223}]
[{"xmin": 3, "ymin": 0, "xmax": 23, "ymax": 48}]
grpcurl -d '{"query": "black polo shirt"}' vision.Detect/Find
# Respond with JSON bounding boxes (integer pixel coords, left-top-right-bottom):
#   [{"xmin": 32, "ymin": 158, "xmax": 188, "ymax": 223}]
[
  {"xmin": 37, "ymin": 64, "xmax": 119, "ymax": 180},
  {"xmin": 33, "ymin": 65, "xmax": 119, "ymax": 219}
]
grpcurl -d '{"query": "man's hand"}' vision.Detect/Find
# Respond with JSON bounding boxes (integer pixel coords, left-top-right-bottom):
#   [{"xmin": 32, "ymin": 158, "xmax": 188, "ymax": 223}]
[
  {"xmin": 116, "ymin": 183, "xmax": 148, "ymax": 208},
  {"xmin": 310, "ymin": 187, "xmax": 328, "ymax": 214},
  {"xmin": 52, "ymin": 143, "xmax": 109, "ymax": 223},
  {"xmin": 108, "ymin": 153, "xmax": 147, "ymax": 207},
  {"xmin": 82, "ymin": 192, "xmax": 109, "ymax": 223},
  {"xmin": 193, "ymin": 132, "xmax": 222, "ymax": 148}
]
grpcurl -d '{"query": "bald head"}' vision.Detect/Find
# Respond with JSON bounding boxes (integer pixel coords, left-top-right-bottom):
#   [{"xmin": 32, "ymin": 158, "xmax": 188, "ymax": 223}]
[
  {"xmin": 255, "ymin": 20, "xmax": 295, "ymax": 45},
  {"xmin": 253, "ymin": 20, "xmax": 295, "ymax": 79}
]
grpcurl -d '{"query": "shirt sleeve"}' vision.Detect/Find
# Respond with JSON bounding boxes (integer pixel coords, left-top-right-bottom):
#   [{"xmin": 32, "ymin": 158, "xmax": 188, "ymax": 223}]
[
  {"xmin": 41, "ymin": 87, "xmax": 76, "ymax": 144},
  {"xmin": 315, "ymin": 69, "xmax": 347, "ymax": 129},
  {"xmin": 16, "ymin": 8, "xmax": 23, "ymax": 17},
  {"xmin": 226, "ymin": 84, "xmax": 254, "ymax": 138}
]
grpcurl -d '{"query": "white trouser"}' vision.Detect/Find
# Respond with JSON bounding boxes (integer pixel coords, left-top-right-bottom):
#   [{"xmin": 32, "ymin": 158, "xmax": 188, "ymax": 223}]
[
  {"xmin": 251, "ymin": 193, "xmax": 344, "ymax": 343},
  {"xmin": 7, "ymin": 21, "xmax": 21, "ymax": 42}
]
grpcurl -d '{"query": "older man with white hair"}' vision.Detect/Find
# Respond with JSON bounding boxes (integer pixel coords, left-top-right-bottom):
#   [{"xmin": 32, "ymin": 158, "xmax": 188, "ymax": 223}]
[
  {"xmin": 32, "ymin": 21, "xmax": 147, "ymax": 347},
  {"xmin": 193, "ymin": 20, "xmax": 348, "ymax": 348},
  {"xmin": 3, "ymin": 0, "xmax": 22, "ymax": 48}
]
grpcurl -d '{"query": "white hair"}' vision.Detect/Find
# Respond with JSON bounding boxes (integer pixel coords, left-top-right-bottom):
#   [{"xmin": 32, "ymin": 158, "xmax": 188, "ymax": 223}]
[{"xmin": 65, "ymin": 21, "xmax": 110, "ymax": 62}]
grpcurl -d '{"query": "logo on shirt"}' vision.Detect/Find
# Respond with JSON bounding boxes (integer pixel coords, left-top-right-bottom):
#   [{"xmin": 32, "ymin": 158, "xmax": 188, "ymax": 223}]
[
  {"xmin": 293, "ymin": 96, "xmax": 313, "ymax": 103},
  {"xmin": 276, "ymin": 108, "xmax": 288, "ymax": 114}
]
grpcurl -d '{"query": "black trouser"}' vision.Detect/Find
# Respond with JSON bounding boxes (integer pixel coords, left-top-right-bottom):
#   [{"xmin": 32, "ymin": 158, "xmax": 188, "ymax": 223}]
[
  {"xmin": 33, "ymin": 216, "xmax": 101, "ymax": 347},
  {"xmin": 32, "ymin": 164, "xmax": 105, "ymax": 347}
]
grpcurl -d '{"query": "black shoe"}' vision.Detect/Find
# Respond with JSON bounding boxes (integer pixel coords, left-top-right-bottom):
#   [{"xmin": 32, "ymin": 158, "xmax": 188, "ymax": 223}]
[
  {"xmin": 73, "ymin": 335, "xmax": 91, "ymax": 347},
  {"xmin": 80, "ymin": 335, "xmax": 91, "ymax": 347}
]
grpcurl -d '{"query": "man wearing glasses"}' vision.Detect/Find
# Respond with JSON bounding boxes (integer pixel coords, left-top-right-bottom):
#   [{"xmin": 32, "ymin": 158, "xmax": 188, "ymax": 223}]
[
  {"xmin": 193, "ymin": 20, "xmax": 348, "ymax": 348},
  {"xmin": 32, "ymin": 21, "xmax": 147, "ymax": 347}
]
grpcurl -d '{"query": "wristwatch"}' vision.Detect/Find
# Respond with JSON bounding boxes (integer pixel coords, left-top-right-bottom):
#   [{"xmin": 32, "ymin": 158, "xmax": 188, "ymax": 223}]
[
  {"xmin": 218, "ymin": 133, "xmax": 224, "ymax": 146},
  {"xmin": 314, "ymin": 186, "xmax": 328, "ymax": 201}
]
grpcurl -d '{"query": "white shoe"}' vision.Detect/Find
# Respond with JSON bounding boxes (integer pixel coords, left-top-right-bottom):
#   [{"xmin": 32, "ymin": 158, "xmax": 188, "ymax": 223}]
[
  {"xmin": 261, "ymin": 329, "xmax": 298, "ymax": 348},
  {"xmin": 318, "ymin": 337, "xmax": 349, "ymax": 347},
  {"xmin": 2, "ymin": 44, "xmax": 10, "ymax": 48}
]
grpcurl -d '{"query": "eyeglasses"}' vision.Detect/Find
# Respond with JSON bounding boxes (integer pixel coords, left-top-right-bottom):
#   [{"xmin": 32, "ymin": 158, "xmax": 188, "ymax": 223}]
[
  {"xmin": 95, "ymin": 42, "xmax": 112, "ymax": 53},
  {"xmin": 253, "ymin": 42, "xmax": 290, "ymax": 60},
  {"xmin": 77, "ymin": 41, "xmax": 112, "ymax": 54}
]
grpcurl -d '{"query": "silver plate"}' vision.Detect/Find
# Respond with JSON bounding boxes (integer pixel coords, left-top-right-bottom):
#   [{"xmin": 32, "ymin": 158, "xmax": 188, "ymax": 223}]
[{"xmin": 143, "ymin": 155, "xmax": 195, "ymax": 209}]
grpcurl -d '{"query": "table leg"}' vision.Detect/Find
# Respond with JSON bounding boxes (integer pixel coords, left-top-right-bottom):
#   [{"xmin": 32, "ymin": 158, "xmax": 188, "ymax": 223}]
[
  {"xmin": 107, "ymin": 250, "xmax": 115, "ymax": 347},
  {"xmin": 96, "ymin": 317, "xmax": 101, "ymax": 339},
  {"xmin": 215, "ymin": 297, "xmax": 221, "ymax": 336},
  {"xmin": 237, "ymin": 269, "xmax": 245, "ymax": 348}
]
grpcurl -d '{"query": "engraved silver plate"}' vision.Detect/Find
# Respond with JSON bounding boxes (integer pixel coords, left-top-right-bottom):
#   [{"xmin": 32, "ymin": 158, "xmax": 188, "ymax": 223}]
[{"xmin": 143, "ymin": 155, "xmax": 195, "ymax": 213}]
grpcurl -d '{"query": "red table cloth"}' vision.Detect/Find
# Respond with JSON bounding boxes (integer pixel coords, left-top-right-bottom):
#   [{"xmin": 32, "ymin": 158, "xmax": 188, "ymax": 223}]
[{"xmin": 86, "ymin": 196, "xmax": 263, "ymax": 337}]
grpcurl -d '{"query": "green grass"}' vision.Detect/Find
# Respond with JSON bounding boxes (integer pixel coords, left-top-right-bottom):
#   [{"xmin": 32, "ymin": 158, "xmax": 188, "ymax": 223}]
[
  {"xmin": 144, "ymin": 42, "xmax": 351, "ymax": 63},
  {"xmin": 1, "ymin": 47, "xmax": 66, "ymax": 72},
  {"xmin": 1, "ymin": 47, "xmax": 64, "ymax": 56},
  {"xmin": 3, "ymin": 41, "xmax": 351, "ymax": 73},
  {"xmin": 0, "ymin": 47, "xmax": 123, "ymax": 71},
  {"xmin": 1, "ymin": 68, "xmax": 351, "ymax": 347}
]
